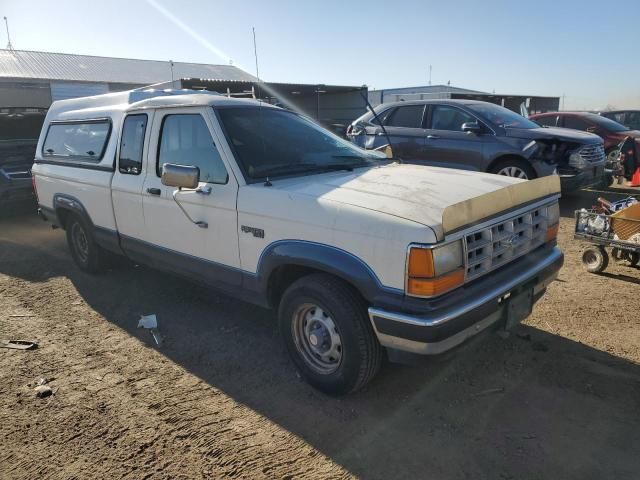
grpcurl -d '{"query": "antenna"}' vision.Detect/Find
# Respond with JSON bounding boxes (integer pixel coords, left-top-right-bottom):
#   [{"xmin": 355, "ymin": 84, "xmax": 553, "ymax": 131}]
[
  {"xmin": 3, "ymin": 17, "xmax": 13, "ymax": 50},
  {"xmin": 252, "ymin": 27, "xmax": 260, "ymax": 80},
  {"xmin": 428, "ymin": 65, "xmax": 432, "ymax": 85}
]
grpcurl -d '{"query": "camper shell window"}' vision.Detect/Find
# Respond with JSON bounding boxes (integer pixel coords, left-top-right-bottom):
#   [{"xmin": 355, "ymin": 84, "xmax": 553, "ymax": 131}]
[{"xmin": 42, "ymin": 119, "xmax": 112, "ymax": 163}]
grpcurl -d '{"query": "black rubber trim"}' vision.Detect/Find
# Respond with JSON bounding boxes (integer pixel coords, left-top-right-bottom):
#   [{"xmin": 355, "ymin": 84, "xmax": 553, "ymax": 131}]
[
  {"xmin": 372, "ymin": 298, "xmax": 499, "ymax": 343},
  {"xmin": 34, "ymin": 159, "xmax": 114, "ymax": 172}
]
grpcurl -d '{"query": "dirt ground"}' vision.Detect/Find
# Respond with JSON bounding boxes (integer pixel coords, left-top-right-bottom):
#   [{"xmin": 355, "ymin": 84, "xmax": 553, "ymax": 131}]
[{"xmin": 1, "ymin": 187, "xmax": 639, "ymax": 480}]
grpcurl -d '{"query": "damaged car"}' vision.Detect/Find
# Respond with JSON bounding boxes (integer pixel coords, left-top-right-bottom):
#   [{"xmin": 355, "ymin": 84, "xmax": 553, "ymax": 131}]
[
  {"xmin": 0, "ymin": 108, "xmax": 47, "ymax": 207},
  {"xmin": 347, "ymin": 100, "xmax": 605, "ymax": 191}
]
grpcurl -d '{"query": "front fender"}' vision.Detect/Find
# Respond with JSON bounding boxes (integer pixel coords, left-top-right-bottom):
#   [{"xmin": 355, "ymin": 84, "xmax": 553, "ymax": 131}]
[{"xmin": 250, "ymin": 240, "xmax": 403, "ymax": 305}]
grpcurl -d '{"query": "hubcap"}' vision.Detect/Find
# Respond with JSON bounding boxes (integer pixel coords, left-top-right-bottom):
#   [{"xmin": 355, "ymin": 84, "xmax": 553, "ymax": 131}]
[
  {"xmin": 291, "ymin": 303, "xmax": 342, "ymax": 375},
  {"xmin": 497, "ymin": 166, "xmax": 529, "ymax": 179},
  {"xmin": 71, "ymin": 222, "xmax": 89, "ymax": 264}
]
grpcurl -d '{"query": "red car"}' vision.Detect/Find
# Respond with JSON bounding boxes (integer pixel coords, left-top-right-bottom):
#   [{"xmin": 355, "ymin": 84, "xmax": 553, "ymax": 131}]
[{"xmin": 530, "ymin": 111, "xmax": 640, "ymax": 162}]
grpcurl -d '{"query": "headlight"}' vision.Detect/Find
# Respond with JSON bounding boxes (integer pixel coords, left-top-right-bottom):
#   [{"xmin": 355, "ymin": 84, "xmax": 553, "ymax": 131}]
[
  {"xmin": 569, "ymin": 152, "xmax": 585, "ymax": 169},
  {"xmin": 406, "ymin": 242, "xmax": 464, "ymax": 297}
]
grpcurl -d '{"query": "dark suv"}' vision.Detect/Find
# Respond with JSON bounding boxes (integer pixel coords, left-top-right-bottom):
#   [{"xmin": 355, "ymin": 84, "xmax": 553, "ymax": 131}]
[
  {"xmin": 347, "ymin": 100, "xmax": 605, "ymax": 191},
  {"xmin": 600, "ymin": 110, "xmax": 640, "ymax": 131}
]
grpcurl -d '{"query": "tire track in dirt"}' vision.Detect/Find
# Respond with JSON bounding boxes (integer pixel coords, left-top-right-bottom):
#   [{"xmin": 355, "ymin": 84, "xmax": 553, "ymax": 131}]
[{"xmin": 0, "ymin": 272, "xmax": 350, "ymax": 479}]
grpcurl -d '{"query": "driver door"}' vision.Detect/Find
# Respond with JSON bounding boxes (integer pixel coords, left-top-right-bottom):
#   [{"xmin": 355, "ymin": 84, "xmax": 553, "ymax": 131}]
[
  {"xmin": 139, "ymin": 107, "xmax": 241, "ymax": 287},
  {"xmin": 421, "ymin": 104, "xmax": 486, "ymax": 171}
]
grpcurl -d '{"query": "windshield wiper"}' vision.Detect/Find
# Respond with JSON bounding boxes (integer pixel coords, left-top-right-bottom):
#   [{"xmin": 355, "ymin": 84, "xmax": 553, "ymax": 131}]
[
  {"xmin": 251, "ymin": 163, "xmax": 320, "ymax": 178},
  {"xmin": 252, "ymin": 161, "xmax": 357, "ymax": 179}
]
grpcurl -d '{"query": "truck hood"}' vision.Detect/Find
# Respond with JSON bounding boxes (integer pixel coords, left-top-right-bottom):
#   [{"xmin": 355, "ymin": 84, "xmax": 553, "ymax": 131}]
[
  {"xmin": 505, "ymin": 126, "xmax": 602, "ymax": 144},
  {"xmin": 272, "ymin": 163, "xmax": 557, "ymax": 239}
]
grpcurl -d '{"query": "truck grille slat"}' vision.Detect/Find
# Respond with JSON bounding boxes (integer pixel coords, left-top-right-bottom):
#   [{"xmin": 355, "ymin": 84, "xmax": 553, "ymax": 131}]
[{"xmin": 464, "ymin": 204, "xmax": 552, "ymax": 281}]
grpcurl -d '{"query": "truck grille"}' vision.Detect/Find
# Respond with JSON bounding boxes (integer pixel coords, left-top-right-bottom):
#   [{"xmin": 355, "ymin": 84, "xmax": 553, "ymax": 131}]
[
  {"xmin": 578, "ymin": 144, "xmax": 605, "ymax": 164},
  {"xmin": 464, "ymin": 204, "xmax": 552, "ymax": 281}
]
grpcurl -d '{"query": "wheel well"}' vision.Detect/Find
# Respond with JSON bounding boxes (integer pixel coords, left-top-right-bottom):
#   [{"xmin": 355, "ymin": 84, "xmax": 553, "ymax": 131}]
[
  {"xmin": 267, "ymin": 265, "xmax": 363, "ymax": 310},
  {"xmin": 55, "ymin": 208, "xmax": 71, "ymax": 230},
  {"xmin": 487, "ymin": 155, "xmax": 537, "ymax": 178}
]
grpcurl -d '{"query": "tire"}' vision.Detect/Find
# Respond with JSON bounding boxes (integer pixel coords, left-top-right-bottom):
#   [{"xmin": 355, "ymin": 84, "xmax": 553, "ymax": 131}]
[
  {"xmin": 612, "ymin": 248, "xmax": 640, "ymax": 266},
  {"xmin": 582, "ymin": 246, "xmax": 609, "ymax": 273},
  {"xmin": 65, "ymin": 214, "xmax": 105, "ymax": 273},
  {"xmin": 278, "ymin": 273, "xmax": 381, "ymax": 395},
  {"xmin": 489, "ymin": 158, "xmax": 536, "ymax": 180}
]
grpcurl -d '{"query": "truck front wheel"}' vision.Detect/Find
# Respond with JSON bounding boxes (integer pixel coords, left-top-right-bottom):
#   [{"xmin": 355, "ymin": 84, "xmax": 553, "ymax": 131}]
[
  {"xmin": 278, "ymin": 273, "xmax": 381, "ymax": 395},
  {"xmin": 65, "ymin": 215, "xmax": 105, "ymax": 273}
]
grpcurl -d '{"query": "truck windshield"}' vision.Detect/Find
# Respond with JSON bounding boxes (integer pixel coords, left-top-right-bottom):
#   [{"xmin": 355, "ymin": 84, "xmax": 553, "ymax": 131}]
[
  {"xmin": 216, "ymin": 107, "xmax": 386, "ymax": 181},
  {"xmin": 467, "ymin": 103, "xmax": 540, "ymax": 129}
]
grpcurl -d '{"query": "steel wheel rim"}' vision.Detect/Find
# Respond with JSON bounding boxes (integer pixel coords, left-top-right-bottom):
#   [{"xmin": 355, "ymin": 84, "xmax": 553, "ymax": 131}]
[
  {"xmin": 291, "ymin": 303, "xmax": 343, "ymax": 375},
  {"xmin": 497, "ymin": 166, "xmax": 529, "ymax": 179},
  {"xmin": 71, "ymin": 223, "xmax": 89, "ymax": 264}
]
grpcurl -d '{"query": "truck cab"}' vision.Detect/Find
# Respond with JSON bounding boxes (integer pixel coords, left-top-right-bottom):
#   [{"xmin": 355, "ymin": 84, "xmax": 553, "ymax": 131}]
[{"xmin": 33, "ymin": 88, "xmax": 563, "ymax": 394}]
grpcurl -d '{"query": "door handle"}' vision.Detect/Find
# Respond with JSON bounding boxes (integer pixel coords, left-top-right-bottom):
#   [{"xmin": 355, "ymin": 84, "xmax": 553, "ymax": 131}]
[
  {"xmin": 146, "ymin": 187, "xmax": 161, "ymax": 196},
  {"xmin": 427, "ymin": 135, "xmax": 440, "ymax": 140}
]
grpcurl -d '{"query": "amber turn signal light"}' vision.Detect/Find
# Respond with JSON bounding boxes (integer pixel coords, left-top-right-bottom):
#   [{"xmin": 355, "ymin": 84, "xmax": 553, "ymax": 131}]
[
  {"xmin": 545, "ymin": 223, "xmax": 559, "ymax": 242},
  {"xmin": 407, "ymin": 268, "xmax": 465, "ymax": 297},
  {"xmin": 407, "ymin": 247, "xmax": 435, "ymax": 278}
]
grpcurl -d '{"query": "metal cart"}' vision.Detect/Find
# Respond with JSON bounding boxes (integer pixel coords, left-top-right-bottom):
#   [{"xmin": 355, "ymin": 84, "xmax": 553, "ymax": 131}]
[{"xmin": 574, "ymin": 203, "xmax": 640, "ymax": 273}]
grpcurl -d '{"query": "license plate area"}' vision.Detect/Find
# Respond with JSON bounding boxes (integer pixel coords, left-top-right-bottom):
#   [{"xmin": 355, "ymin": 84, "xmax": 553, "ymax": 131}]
[{"xmin": 505, "ymin": 289, "xmax": 533, "ymax": 330}]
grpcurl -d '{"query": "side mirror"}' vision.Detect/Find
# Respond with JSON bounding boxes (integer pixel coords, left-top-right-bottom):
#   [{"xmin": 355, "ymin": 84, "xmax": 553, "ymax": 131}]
[
  {"xmin": 161, "ymin": 163, "xmax": 200, "ymax": 189},
  {"xmin": 462, "ymin": 122, "xmax": 482, "ymax": 134}
]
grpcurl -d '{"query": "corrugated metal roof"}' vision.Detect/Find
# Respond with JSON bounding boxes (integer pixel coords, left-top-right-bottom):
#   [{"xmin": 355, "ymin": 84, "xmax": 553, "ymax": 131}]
[{"xmin": 0, "ymin": 49, "xmax": 257, "ymax": 84}]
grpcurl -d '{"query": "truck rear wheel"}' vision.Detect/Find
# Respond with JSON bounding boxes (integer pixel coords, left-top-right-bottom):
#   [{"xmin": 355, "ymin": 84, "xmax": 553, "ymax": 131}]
[
  {"xmin": 278, "ymin": 273, "xmax": 381, "ymax": 395},
  {"xmin": 65, "ymin": 215, "xmax": 105, "ymax": 273}
]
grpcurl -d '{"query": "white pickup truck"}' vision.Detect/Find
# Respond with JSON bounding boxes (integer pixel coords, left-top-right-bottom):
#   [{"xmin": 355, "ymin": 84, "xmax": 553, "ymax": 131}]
[{"xmin": 33, "ymin": 88, "xmax": 563, "ymax": 394}]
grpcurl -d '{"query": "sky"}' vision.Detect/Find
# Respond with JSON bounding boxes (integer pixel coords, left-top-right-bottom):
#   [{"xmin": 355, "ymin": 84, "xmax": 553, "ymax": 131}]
[{"xmin": 2, "ymin": 0, "xmax": 639, "ymax": 110}]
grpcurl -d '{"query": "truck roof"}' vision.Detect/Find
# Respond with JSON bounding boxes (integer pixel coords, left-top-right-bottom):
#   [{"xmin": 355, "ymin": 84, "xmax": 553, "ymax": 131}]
[{"xmin": 45, "ymin": 87, "xmax": 275, "ymax": 121}]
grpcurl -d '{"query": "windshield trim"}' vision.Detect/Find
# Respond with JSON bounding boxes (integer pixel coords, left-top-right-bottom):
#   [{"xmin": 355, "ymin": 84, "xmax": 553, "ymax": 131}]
[{"xmin": 213, "ymin": 106, "xmax": 387, "ymax": 184}]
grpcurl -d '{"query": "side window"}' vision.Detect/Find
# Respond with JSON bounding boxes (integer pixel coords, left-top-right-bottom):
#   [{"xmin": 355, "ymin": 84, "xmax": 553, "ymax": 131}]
[
  {"xmin": 157, "ymin": 114, "xmax": 228, "ymax": 184},
  {"xmin": 119, "ymin": 114, "xmax": 147, "ymax": 175},
  {"xmin": 370, "ymin": 108, "xmax": 394, "ymax": 125},
  {"xmin": 563, "ymin": 116, "xmax": 589, "ymax": 131},
  {"xmin": 612, "ymin": 113, "xmax": 625, "ymax": 124},
  {"xmin": 42, "ymin": 120, "xmax": 111, "ymax": 162},
  {"xmin": 431, "ymin": 106, "xmax": 475, "ymax": 131},
  {"xmin": 385, "ymin": 105, "xmax": 425, "ymax": 128},
  {"xmin": 535, "ymin": 115, "xmax": 558, "ymax": 127}
]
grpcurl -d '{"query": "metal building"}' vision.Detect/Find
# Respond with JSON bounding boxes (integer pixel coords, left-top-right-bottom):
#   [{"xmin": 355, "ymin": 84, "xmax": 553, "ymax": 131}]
[
  {"xmin": 369, "ymin": 84, "xmax": 560, "ymax": 115},
  {"xmin": 0, "ymin": 49, "xmax": 368, "ymax": 131},
  {"xmin": 0, "ymin": 49, "xmax": 258, "ymax": 108}
]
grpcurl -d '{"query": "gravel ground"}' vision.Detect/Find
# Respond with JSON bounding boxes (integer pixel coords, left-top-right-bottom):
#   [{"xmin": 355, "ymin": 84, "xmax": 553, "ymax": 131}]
[{"xmin": 0, "ymin": 188, "xmax": 639, "ymax": 480}]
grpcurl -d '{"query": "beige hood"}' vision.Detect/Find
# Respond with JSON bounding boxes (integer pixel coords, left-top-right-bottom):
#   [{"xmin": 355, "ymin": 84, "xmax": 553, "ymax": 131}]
[{"xmin": 275, "ymin": 163, "xmax": 560, "ymax": 239}]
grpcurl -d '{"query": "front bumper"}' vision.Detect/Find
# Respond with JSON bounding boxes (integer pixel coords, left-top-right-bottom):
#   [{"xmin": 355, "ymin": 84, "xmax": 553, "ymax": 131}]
[
  {"xmin": 368, "ymin": 246, "xmax": 563, "ymax": 355},
  {"xmin": 559, "ymin": 164, "xmax": 605, "ymax": 191}
]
